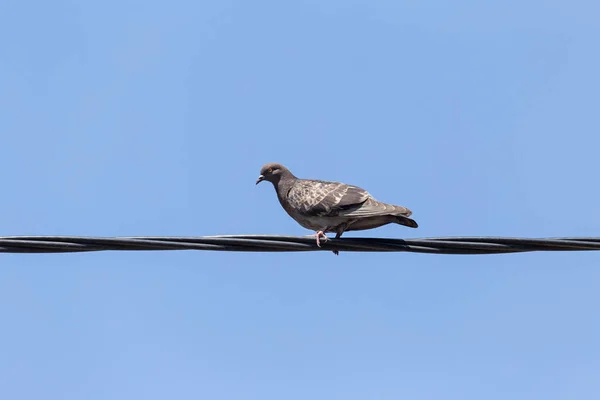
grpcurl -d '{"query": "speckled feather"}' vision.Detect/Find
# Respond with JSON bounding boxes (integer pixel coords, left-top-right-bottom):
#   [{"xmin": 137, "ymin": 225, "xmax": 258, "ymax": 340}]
[{"xmin": 287, "ymin": 180, "xmax": 371, "ymax": 217}]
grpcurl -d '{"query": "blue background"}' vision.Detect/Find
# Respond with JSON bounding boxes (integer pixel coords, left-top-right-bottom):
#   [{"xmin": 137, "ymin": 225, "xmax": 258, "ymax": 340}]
[{"xmin": 1, "ymin": 0, "xmax": 599, "ymax": 398}]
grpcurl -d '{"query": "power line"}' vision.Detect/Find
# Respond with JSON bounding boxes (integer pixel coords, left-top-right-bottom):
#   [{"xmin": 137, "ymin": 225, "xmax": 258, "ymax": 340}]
[{"xmin": 1, "ymin": 235, "xmax": 599, "ymax": 254}]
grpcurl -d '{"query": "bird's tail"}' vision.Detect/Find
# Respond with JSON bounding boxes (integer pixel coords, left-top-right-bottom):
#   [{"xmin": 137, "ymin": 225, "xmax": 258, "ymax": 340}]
[
  {"xmin": 396, "ymin": 215, "xmax": 418, "ymax": 228},
  {"xmin": 390, "ymin": 204, "xmax": 417, "ymax": 228}
]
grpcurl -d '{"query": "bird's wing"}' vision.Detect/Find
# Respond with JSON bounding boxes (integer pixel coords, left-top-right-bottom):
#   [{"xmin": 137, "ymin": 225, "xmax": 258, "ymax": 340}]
[
  {"xmin": 286, "ymin": 180, "xmax": 371, "ymax": 217},
  {"xmin": 337, "ymin": 198, "xmax": 412, "ymax": 218}
]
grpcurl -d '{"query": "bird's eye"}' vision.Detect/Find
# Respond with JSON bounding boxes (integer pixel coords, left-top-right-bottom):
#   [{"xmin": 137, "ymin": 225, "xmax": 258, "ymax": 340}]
[{"xmin": 267, "ymin": 168, "xmax": 273, "ymax": 173}]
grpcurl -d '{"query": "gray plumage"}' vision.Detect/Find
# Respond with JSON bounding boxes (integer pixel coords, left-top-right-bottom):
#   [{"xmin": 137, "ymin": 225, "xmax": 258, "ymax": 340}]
[{"xmin": 256, "ymin": 163, "xmax": 418, "ymax": 248}]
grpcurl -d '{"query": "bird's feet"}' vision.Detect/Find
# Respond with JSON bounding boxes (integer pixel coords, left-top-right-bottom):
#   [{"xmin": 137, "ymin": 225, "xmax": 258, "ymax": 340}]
[
  {"xmin": 315, "ymin": 231, "xmax": 329, "ymax": 247},
  {"xmin": 315, "ymin": 231, "xmax": 340, "ymax": 255},
  {"xmin": 332, "ymin": 230, "xmax": 343, "ymax": 256}
]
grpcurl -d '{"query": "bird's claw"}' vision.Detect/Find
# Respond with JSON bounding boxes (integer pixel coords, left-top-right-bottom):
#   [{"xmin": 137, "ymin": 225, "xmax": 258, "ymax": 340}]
[
  {"xmin": 315, "ymin": 231, "xmax": 329, "ymax": 247},
  {"xmin": 315, "ymin": 231, "xmax": 339, "ymax": 255}
]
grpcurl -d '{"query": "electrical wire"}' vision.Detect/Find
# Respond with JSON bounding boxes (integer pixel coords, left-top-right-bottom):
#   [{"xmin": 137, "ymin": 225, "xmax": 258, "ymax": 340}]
[{"xmin": 0, "ymin": 235, "xmax": 599, "ymax": 254}]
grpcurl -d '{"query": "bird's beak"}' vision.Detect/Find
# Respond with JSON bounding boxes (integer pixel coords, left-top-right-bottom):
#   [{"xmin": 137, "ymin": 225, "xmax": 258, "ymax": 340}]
[{"xmin": 256, "ymin": 175, "xmax": 265, "ymax": 185}]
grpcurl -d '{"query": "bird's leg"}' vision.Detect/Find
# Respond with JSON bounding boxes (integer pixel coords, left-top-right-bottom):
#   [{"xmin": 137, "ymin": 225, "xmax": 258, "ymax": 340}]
[
  {"xmin": 315, "ymin": 230, "xmax": 329, "ymax": 247},
  {"xmin": 332, "ymin": 230, "xmax": 344, "ymax": 256}
]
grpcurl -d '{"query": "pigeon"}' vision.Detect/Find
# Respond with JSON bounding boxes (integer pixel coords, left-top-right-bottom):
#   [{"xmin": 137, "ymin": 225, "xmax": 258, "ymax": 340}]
[{"xmin": 256, "ymin": 163, "xmax": 418, "ymax": 253}]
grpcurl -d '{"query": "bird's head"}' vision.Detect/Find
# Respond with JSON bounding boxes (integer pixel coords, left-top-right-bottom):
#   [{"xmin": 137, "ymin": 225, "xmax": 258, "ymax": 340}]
[{"xmin": 256, "ymin": 163, "xmax": 289, "ymax": 185}]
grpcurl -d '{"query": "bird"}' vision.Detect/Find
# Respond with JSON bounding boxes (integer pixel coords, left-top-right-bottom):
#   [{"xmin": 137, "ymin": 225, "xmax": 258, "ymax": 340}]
[{"xmin": 256, "ymin": 163, "xmax": 418, "ymax": 254}]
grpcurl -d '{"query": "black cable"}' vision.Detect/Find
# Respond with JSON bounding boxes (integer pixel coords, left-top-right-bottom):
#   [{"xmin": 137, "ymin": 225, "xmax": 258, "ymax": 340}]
[{"xmin": 0, "ymin": 235, "xmax": 599, "ymax": 254}]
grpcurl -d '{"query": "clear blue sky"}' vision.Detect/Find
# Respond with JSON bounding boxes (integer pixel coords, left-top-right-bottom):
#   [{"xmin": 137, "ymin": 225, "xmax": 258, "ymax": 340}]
[{"xmin": 1, "ymin": 0, "xmax": 599, "ymax": 398}]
